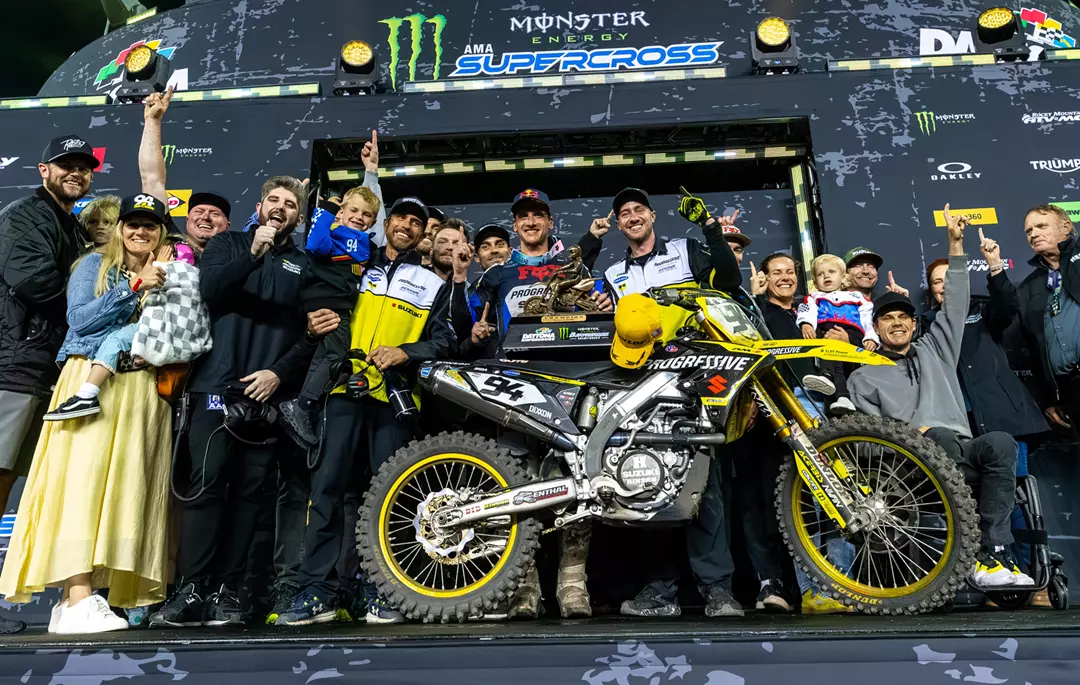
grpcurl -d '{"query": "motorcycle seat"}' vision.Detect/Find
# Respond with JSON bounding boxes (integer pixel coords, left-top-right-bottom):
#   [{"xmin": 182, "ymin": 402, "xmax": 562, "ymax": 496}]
[{"xmin": 480, "ymin": 358, "xmax": 618, "ymax": 381}]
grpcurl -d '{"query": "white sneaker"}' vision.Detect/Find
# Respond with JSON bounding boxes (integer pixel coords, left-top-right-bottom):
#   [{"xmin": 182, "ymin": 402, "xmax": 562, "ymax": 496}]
[
  {"xmin": 54, "ymin": 595, "xmax": 129, "ymax": 634},
  {"xmin": 971, "ymin": 550, "xmax": 1016, "ymax": 588},
  {"xmin": 802, "ymin": 374, "xmax": 837, "ymax": 396},
  {"xmin": 48, "ymin": 600, "xmax": 68, "ymax": 633},
  {"xmin": 829, "ymin": 396, "xmax": 857, "ymax": 415}
]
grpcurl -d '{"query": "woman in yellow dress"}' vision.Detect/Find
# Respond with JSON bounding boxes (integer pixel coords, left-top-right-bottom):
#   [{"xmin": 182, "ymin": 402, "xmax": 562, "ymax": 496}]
[{"xmin": 0, "ymin": 194, "xmax": 174, "ymax": 634}]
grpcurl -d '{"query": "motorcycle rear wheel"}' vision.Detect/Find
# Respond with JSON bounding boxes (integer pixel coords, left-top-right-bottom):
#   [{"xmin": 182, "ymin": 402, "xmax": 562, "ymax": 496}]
[
  {"xmin": 357, "ymin": 431, "xmax": 541, "ymax": 623},
  {"xmin": 776, "ymin": 415, "xmax": 979, "ymax": 614}
]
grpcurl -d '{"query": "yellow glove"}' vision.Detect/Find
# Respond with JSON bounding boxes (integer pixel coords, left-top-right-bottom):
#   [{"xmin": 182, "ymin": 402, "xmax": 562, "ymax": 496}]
[{"xmin": 678, "ymin": 194, "xmax": 712, "ymax": 228}]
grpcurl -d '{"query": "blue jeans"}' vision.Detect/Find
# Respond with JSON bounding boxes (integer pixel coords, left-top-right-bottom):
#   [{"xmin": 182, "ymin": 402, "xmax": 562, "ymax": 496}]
[
  {"xmin": 94, "ymin": 323, "xmax": 138, "ymax": 373},
  {"xmin": 793, "ymin": 388, "xmax": 857, "ymax": 593}
]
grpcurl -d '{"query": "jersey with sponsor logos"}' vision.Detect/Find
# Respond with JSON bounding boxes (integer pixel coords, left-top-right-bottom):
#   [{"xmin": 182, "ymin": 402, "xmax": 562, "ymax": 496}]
[
  {"xmin": 344, "ymin": 248, "xmax": 454, "ymax": 402},
  {"xmin": 603, "ymin": 234, "xmax": 740, "ymax": 339}
]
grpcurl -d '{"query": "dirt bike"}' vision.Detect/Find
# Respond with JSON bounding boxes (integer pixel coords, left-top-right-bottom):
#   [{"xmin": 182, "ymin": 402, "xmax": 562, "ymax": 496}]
[{"xmin": 356, "ymin": 287, "xmax": 979, "ymax": 621}]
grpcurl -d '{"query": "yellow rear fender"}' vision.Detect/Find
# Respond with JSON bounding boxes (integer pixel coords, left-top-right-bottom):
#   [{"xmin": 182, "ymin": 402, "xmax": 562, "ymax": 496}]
[{"xmin": 756, "ymin": 339, "xmax": 895, "ymax": 366}]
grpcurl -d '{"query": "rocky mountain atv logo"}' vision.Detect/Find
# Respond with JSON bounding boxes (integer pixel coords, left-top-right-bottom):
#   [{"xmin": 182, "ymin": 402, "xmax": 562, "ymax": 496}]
[{"xmin": 380, "ymin": 14, "xmax": 446, "ymax": 90}]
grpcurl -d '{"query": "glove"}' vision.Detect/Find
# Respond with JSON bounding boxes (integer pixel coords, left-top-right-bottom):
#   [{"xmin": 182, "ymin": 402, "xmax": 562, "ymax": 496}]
[{"xmin": 678, "ymin": 194, "xmax": 712, "ymax": 228}]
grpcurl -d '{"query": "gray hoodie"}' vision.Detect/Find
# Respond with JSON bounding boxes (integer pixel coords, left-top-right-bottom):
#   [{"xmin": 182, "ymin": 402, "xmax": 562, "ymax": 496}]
[{"xmin": 848, "ymin": 254, "xmax": 971, "ymax": 438}]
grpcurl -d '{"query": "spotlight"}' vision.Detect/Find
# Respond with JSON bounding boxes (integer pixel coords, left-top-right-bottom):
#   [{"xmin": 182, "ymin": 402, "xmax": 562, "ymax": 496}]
[
  {"xmin": 114, "ymin": 46, "xmax": 173, "ymax": 103},
  {"xmin": 751, "ymin": 17, "xmax": 800, "ymax": 74},
  {"xmin": 334, "ymin": 40, "xmax": 379, "ymax": 95},
  {"xmin": 974, "ymin": 6, "xmax": 1030, "ymax": 60}
]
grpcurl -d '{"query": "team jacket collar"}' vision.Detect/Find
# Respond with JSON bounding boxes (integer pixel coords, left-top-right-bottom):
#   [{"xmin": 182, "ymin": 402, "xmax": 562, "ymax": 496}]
[
  {"xmin": 622, "ymin": 237, "xmax": 669, "ymax": 270},
  {"xmin": 1027, "ymin": 235, "xmax": 1075, "ymax": 271}
]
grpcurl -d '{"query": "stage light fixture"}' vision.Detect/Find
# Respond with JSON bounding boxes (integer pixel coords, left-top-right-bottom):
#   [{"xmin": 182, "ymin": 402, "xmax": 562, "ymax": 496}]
[
  {"xmin": 335, "ymin": 40, "xmax": 379, "ymax": 95},
  {"xmin": 114, "ymin": 46, "xmax": 174, "ymax": 103},
  {"xmin": 974, "ymin": 6, "xmax": 1030, "ymax": 60},
  {"xmin": 751, "ymin": 17, "xmax": 800, "ymax": 74}
]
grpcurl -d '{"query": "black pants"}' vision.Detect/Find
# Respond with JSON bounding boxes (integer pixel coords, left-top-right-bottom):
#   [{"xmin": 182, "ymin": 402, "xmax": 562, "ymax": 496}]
[
  {"xmin": 731, "ymin": 424, "xmax": 789, "ymax": 581},
  {"xmin": 924, "ymin": 427, "xmax": 1017, "ymax": 549},
  {"xmin": 298, "ymin": 309, "xmax": 353, "ymax": 410},
  {"xmin": 176, "ymin": 393, "xmax": 307, "ymax": 590},
  {"xmin": 815, "ymin": 322, "xmax": 862, "ymax": 398},
  {"xmin": 647, "ymin": 452, "xmax": 735, "ymax": 599},
  {"xmin": 297, "ymin": 396, "xmax": 412, "ymax": 597}
]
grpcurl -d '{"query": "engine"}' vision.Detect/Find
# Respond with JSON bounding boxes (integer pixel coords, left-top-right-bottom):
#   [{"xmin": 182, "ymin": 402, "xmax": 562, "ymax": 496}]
[{"xmin": 596, "ymin": 395, "xmax": 698, "ymax": 512}]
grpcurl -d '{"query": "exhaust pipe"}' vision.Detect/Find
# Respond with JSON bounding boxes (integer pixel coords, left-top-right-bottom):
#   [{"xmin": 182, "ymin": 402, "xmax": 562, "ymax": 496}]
[{"xmin": 429, "ymin": 367, "xmax": 576, "ymax": 452}]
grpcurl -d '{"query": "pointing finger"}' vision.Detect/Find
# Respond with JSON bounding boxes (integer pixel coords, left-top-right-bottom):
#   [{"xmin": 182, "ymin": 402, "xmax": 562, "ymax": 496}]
[
  {"xmin": 978, "ymin": 226, "xmax": 986, "ymax": 243},
  {"xmin": 749, "ymin": 260, "xmax": 758, "ymax": 276},
  {"xmin": 482, "ymin": 302, "xmax": 491, "ymax": 322},
  {"xmin": 731, "ymin": 209, "xmax": 740, "ymax": 222},
  {"xmin": 888, "ymin": 270, "xmax": 896, "ymax": 285},
  {"xmin": 371, "ymin": 129, "xmax": 378, "ymax": 145}
]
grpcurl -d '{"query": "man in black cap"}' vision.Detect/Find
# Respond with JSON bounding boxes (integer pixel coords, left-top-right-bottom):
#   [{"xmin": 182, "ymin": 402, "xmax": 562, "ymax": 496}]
[
  {"xmin": 275, "ymin": 195, "xmax": 455, "ymax": 626},
  {"xmin": 473, "ymin": 223, "xmax": 511, "ymax": 271},
  {"xmin": 0, "ymin": 133, "xmax": 98, "ymax": 633},
  {"xmin": 848, "ymin": 207, "xmax": 1029, "ymax": 591},
  {"xmin": 139, "ymin": 88, "xmax": 231, "ymax": 255},
  {"xmin": 844, "ymin": 246, "xmax": 910, "ymax": 301}
]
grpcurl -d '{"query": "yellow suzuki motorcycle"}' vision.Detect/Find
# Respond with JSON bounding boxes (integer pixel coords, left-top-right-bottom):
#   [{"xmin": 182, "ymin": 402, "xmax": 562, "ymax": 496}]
[{"xmin": 356, "ymin": 287, "xmax": 979, "ymax": 621}]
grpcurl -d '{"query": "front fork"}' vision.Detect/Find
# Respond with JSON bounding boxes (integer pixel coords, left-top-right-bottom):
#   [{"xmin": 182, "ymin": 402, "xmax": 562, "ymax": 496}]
[{"xmin": 752, "ymin": 370, "xmax": 863, "ymax": 534}]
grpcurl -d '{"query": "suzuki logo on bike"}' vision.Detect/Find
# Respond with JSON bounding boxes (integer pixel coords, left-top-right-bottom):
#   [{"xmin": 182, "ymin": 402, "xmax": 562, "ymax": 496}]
[
  {"xmin": 646, "ymin": 354, "xmax": 750, "ymax": 371},
  {"xmin": 512, "ymin": 484, "xmax": 569, "ymax": 505},
  {"xmin": 706, "ymin": 375, "xmax": 728, "ymax": 394}
]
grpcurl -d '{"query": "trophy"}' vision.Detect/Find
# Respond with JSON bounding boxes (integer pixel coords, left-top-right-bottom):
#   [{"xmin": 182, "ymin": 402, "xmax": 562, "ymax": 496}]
[{"xmin": 520, "ymin": 246, "xmax": 603, "ymax": 315}]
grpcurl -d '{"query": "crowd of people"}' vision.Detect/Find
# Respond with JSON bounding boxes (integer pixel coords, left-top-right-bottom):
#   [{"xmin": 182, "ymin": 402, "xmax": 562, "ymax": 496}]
[{"xmin": 0, "ymin": 86, "xmax": 1074, "ymax": 635}]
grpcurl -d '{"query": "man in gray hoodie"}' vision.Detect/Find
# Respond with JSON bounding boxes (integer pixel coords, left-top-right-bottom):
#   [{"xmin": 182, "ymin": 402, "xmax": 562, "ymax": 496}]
[{"xmin": 848, "ymin": 205, "xmax": 1030, "ymax": 591}]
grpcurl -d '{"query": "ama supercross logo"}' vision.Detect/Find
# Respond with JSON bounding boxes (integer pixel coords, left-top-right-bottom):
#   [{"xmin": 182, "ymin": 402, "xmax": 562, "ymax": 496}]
[{"xmin": 94, "ymin": 39, "xmax": 177, "ymax": 88}]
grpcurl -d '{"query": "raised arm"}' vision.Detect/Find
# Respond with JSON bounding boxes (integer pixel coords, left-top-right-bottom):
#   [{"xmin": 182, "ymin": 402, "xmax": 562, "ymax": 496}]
[
  {"xmin": 139, "ymin": 87, "xmax": 173, "ymax": 204},
  {"xmin": 924, "ymin": 204, "xmax": 970, "ymax": 368},
  {"xmin": 360, "ymin": 130, "xmax": 386, "ymax": 247}
]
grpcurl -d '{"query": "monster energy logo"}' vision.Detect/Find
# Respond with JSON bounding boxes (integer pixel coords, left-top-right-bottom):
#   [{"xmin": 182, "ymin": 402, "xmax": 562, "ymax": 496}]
[
  {"xmin": 559, "ymin": 327, "xmax": 570, "ymax": 340},
  {"xmin": 381, "ymin": 14, "xmax": 447, "ymax": 90},
  {"xmin": 162, "ymin": 145, "xmax": 176, "ymax": 165},
  {"xmin": 914, "ymin": 111, "xmax": 936, "ymax": 135},
  {"xmin": 160, "ymin": 144, "xmax": 212, "ymax": 165}
]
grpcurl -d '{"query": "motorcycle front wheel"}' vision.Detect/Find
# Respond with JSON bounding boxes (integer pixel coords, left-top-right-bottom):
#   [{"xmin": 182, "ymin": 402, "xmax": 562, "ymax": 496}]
[
  {"xmin": 356, "ymin": 431, "xmax": 541, "ymax": 623},
  {"xmin": 776, "ymin": 415, "xmax": 980, "ymax": 614}
]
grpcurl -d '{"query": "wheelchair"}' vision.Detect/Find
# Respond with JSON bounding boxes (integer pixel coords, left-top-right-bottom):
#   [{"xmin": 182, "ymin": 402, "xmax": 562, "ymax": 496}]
[{"xmin": 982, "ymin": 442, "xmax": 1070, "ymax": 610}]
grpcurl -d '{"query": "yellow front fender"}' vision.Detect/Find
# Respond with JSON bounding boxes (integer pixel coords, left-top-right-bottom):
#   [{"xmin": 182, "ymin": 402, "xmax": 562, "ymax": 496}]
[{"xmin": 755, "ymin": 339, "xmax": 896, "ymax": 366}]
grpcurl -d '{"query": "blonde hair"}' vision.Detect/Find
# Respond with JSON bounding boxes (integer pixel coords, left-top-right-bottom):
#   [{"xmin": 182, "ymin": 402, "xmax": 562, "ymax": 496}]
[
  {"xmin": 341, "ymin": 186, "xmax": 381, "ymax": 214},
  {"xmin": 810, "ymin": 254, "xmax": 851, "ymax": 292},
  {"xmin": 80, "ymin": 195, "xmax": 121, "ymax": 230},
  {"xmin": 94, "ymin": 217, "xmax": 167, "ymax": 297}
]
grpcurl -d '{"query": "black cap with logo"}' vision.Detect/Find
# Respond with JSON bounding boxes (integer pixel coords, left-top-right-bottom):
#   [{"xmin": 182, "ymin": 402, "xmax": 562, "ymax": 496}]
[
  {"xmin": 118, "ymin": 193, "xmax": 169, "ymax": 225},
  {"xmin": 612, "ymin": 187, "xmax": 651, "ymax": 215},
  {"xmin": 872, "ymin": 291, "xmax": 916, "ymax": 321},
  {"xmin": 41, "ymin": 135, "xmax": 100, "ymax": 170},
  {"xmin": 473, "ymin": 223, "xmax": 511, "ymax": 249},
  {"xmin": 189, "ymin": 190, "xmax": 232, "ymax": 219},
  {"xmin": 388, "ymin": 196, "xmax": 429, "ymax": 224}
]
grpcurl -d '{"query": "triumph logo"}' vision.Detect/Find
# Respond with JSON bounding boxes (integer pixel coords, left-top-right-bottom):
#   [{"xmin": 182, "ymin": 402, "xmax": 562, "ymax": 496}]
[
  {"xmin": 380, "ymin": 13, "xmax": 446, "ymax": 90},
  {"xmin": 1029, "ymin": 158, "xmax": 1080, "ymax": 174},
  {"xmin": 931, "ymin": 161, "xmax": 981, "ymax": 181}
]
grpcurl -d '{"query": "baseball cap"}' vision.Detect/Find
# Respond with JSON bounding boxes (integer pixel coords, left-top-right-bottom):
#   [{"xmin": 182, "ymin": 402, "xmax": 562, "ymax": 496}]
[
  {"xmin": 41, "ymin": 135, "xmax": 100, "ymax": 170},
  {"xmin": 388, "ymin": 196, "xmax": 429, "ymax": 224},
  {"xmin": 474, "ymin": 223, "xmax": 511, "ymax": 249},
  {"xmin": 118, "ymin": 193, "xmax": 168, "ymax": 225},
  {"xmin": 511, "ymin": 188, "xmax": 551, "ymax": 216},
  {"xmin": 722, "ymin": 225, "xmax": 751, "ymax": 247},
  {"xmin": 611, "ymin": 293, "xmax": 664, "ymax": 369},
  {"xmin": 872, "ymin": 291, "xmax": 916, "ymax": 321},
  {"xmin": 189, "ymin": 191, "xmax": 232, "ymax": 219},
  {"xmin": 428, "ymin": 206, "xmax": 447, "ymax": 224},
  {"xmin": 844, "ymin": 246, "xmax": 884, "ymax": 269},
  {"xmin": 612, "ymin": 187, "xmax": 651, "ymax": 215}
]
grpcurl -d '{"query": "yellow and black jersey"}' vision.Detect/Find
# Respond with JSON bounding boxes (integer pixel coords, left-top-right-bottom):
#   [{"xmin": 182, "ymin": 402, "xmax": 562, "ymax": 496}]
[
  {"xmin": 603, "ymin": 229, "xmax": 741, "ymax": 338},
  {"xmin": 345, "ymin": 248, "xmax": 455, "ymax": 402}
]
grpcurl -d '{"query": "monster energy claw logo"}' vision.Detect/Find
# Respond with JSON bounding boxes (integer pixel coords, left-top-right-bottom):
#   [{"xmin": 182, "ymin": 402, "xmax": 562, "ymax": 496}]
[
  {"xmin": 559, "ymin": 327, "xmax": 570, "ymax": 340},
  {"xmin": 381, "ymin": 14, "xmax": 446, "ymax": 90},
  {"xmin": 915, "ymin": 111, "xmax": 936, "ymax": 135}
]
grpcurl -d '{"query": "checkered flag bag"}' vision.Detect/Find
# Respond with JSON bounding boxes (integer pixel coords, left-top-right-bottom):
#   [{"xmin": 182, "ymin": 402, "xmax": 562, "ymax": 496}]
[{"xmin": 131, "ymin": 260, "xmax": 212, "ymax": 366}]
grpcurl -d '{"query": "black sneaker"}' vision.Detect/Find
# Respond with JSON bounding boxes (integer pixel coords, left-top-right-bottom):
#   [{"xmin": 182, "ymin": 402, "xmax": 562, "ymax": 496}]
[
  {"xmin": 620, "ymin": 585, "xmax": 681, "ymax": 617},
  {"xmin": 266, "ymin": 581, "xmax": 300, "ymax": 625},
  {"xmin": 205, "ymin": 584, "xmax": 245, "ymax": 626},
  {"xmin": 43, "ymin": 395, "xmax": 100, "ymax": 422},
  {"xmin": 149, "ymin": 582, "xmax": 206, "ymax": 627},
  {"xmin": 0, "ymin": 612, "xmax": 25, "ymax": 634},
  {"xmin": 755, "ymin": 580, "xmax": 793, "ymax": 613},
  {"xmin": 275, "ymin": 589, "xmax": 337, "ymax": 626},
  {"xmin": 277, "ymin": 399, "xmax": 318, "ymax": 447},
  {"xmin": 705, "ymin": 582, "xmax": 745, "ymax": 618}
]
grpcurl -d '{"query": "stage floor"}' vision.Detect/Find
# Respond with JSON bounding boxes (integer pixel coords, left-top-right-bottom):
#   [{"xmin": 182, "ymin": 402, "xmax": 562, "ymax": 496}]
[{"xmin": 2, "ymin": 610, "xmax": 1079, "ymax": 684}]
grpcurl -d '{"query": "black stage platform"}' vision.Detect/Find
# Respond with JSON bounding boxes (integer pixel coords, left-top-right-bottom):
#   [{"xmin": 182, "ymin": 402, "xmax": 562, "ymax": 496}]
[{"xmin": 2, "ymin": 611, "xmax": 1079, "ymax": 684}]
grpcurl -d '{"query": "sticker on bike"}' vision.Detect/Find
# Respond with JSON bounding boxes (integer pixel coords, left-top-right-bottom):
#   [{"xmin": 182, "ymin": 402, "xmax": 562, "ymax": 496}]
[{"xmin": 466, "ymin": 371, "xmax": 545, "ymax": 406}]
